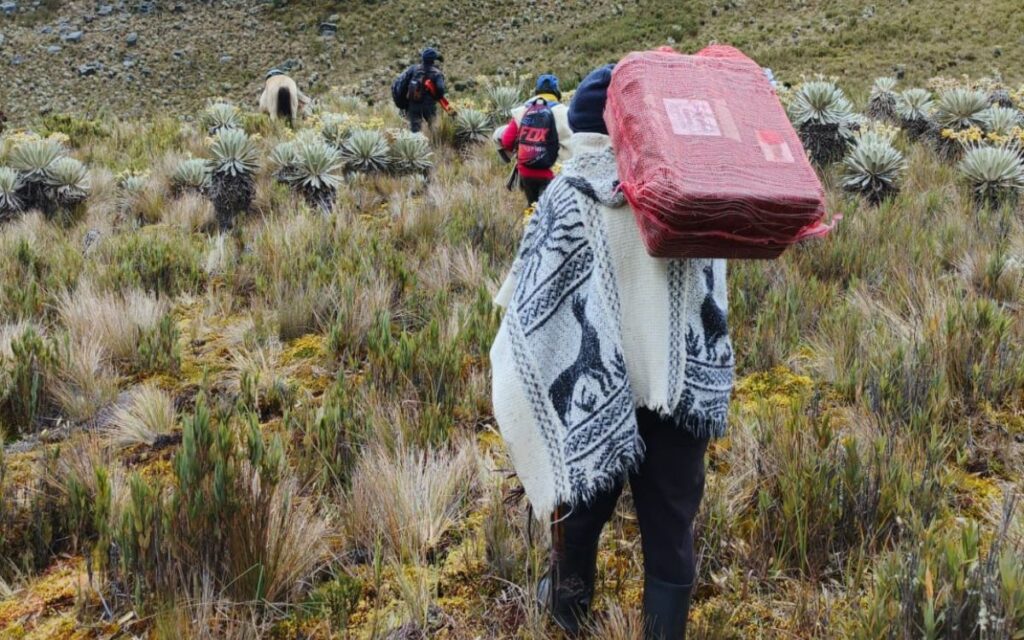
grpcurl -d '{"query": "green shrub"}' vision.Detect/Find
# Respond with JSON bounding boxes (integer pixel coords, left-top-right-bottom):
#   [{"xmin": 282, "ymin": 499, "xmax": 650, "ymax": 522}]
[
  {"xmin": 291, "ymin": 375, "xmax": 362, "ymax": 493},
  {"xmin": 0, "ymin": 234, "xmax": 83, "ymax": 322},
  {"xmin": 958, "ymin": 145, "xmax": 1024, "ymax": 210},
  {"xmin": 485, "ymin": 84, "xmax": 523, "ymax": 123},
  {"xmin": 788, "ymin": 80, "xmax": 857, "ymax": 166},
  {"xmin": 341, "ymin": 128, "xmax": 390, "ymax": 173},
  {"xmin": 0, "ymin": 448, "xmax": 69, "ymax": 579},
  {"xmin": 0, "ymin": 167, "xmax": 24, "ymax": 220},
  {"xmin": 735, "ymin": 396, "xmax": 944, "ymax": 579},
  {"xmin": 112, "ymin": 398, "xmax": 328, "ymax": 605},
  {"xmin": 298, "ymin": 574, "xmax": 363, "ymax": 631},
  {"xmin": 99, "ymin": 230, "xmax": 205, "ymax": 298},
  {"xmin": 40, "ymin": 113, "xmax": 109, "ymax": 147},
  {"xmin": 137, "ymin": 314, "xmax": 181, "ymax": 375},
  {"xmin": 841, "ymin": 134, "xmax": 907, "ymax": 205},
  {"xmin": 453, "ymin": 109, "xmax": 492, "ymax": 148},
  {"xmin": 201, "ymin": 102, "xmax": 243, "ymax": 135},
  {"xmin": 896, "ymin": 88, "xmax": 937, "ymax": 140},
  {"xmin": 0, "ymin": 327, "xmax": 54, "ymax": 436},
  {"xmin": 852, "ymin": 509, "xmax": 1024, "ymax": 639}
]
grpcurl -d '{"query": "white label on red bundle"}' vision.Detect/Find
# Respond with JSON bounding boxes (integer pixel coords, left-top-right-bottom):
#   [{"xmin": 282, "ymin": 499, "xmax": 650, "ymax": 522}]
[
  {"xmin": 757, "ymin": 130, "xmax": 795, "ymax": 163},
  {"xmin": 664, "ymin": 99, "xmax": 722, "ymax": 136}
]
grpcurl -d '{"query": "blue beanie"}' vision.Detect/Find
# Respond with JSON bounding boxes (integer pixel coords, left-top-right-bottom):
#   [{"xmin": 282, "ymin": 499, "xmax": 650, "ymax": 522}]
[
  {"xmin": 422, "ymin": 48, "xmax": 442, "ymax": 64},
  {"xmin": 568, "ymin": 64, "xmax": 614, "ymax": 135},
  {"xmin": 536, "ymin": 74, "xmax": 562, "ymax": 100}
]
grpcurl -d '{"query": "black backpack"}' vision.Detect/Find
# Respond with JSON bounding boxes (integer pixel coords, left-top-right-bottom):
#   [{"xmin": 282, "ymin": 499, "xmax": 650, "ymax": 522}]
[
  {"xmin": 391, "ymin": 72, "xmax": 410, "ymax": 110},
  {"xmin": 517, "ymin": 99, "xmax": 560, "ymax": 170},
  {"xmin": 406, "ymin": 65, "xmax": 430, "ymax": 104}
]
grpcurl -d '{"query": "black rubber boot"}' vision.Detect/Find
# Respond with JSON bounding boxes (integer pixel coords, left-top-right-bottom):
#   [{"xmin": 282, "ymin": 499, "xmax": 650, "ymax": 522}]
[
  {"xmin": 643, "ymin": 574, "xmax": 693, "ymax": 640},
  {"xmin": 537, "ymin": 539, "xmax": 599, "ymax": 636}
]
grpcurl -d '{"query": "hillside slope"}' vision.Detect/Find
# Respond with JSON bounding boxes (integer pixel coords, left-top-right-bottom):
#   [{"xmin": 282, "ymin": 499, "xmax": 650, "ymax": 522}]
[{"xmin": 1, "ymin": 0, "xmax": 1023, "ymax": 124}]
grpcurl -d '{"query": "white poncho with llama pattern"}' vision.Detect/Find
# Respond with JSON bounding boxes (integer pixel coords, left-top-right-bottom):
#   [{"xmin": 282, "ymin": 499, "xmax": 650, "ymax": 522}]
[{"xmin": 491, "ymin": 133, "xmax": 735, "ymax": 518}]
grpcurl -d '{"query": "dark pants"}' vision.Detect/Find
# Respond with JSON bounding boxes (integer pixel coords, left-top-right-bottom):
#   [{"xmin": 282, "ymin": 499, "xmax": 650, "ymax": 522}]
[
  {"xmin": 555, "ymin": 408, "xmax": 709, "ymax": 587},
  {"xmin": 408, "ymin": 105, "xmax": 437, "ymax": 133},
  {"xmin": 520, "ymin": 176, "xmax": 552, "ymax": 206}
]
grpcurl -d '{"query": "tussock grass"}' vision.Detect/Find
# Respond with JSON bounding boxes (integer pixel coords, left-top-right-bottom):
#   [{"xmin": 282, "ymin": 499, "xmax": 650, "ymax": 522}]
[
  {"xmin": 50, "ymin": 336, "xmax": 119, "ymax": 424},
  {"xmin": 345, "ymin": 443, "xmax": 480, "ymax": 563},
  {"xmin": 106, "ymin": 384, "xmax": 176, "ymax": 448},
  {"xmin": 57, "ymin": 282, "xmax": 168, "ymax": 367}
]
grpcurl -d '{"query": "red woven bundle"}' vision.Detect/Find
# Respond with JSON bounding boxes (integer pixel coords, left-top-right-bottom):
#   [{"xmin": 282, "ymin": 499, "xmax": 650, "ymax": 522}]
[{"xmin": 605, "ymin": 46, "xmax": 832, "ymax": 259}]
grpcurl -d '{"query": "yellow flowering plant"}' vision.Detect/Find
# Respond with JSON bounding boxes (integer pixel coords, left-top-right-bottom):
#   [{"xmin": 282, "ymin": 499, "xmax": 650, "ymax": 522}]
[{"xmin": 941, "ymin": 126, "xmax": 984, "ymax": 146}]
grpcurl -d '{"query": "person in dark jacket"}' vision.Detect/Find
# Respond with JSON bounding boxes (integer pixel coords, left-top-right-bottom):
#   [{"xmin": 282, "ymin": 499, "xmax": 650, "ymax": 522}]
[{"xmin": 395, "ymin": 48, "xmax": 448, "ymax": 133}]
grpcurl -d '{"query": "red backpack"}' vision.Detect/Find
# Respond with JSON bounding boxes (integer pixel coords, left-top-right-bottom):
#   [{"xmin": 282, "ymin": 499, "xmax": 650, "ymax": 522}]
[{"xmin": 517, "ymin": 99, "xmax": 560, "ymax": 170}]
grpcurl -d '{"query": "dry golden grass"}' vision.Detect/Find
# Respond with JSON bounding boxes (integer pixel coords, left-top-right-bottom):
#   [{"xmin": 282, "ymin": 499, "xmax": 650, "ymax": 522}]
[
  {"xmin": 57, "ymin": 282, "xmax": 167, "ymax": 366},
  {"xmin": 344, "ymin": 442, "xmax": 481, "ymax": 563},
  {"xmin": 106, "ymin": 383, "xmax": 176, "ymax": 448},
  {"xmin": 50, "ymin": 336, "xmax": 119, "ymax": 424}
]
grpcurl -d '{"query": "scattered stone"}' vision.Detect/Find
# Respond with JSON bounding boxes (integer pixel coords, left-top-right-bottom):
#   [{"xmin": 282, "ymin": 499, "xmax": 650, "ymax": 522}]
[
  {"xmin": 62, "ymin": 30, "xmax": 84, "ymax": 43},
  {"xmin": 319, "ymin": 21, "xmax": 337, "ymax": 37},
  {"xmin": 82, "ymin": 228, "xmax": 102, "ymax": 252},
  {"xmin": 78, "ymin": 62, "xmax": 102, "ymax": 76},
  {"xmin": 172, "ymin": 49, "xmax": 185, "ymax": 60},
  {"xmin": 218, "ymin": 54, "xmax": 232, "ymax": 64},
  {"xmin": 46, "ymin": 44, "xmax": 61, "ymax": 53},
  {"xmin": 0, "ymin": 2, "xmax": 16, "ymax": 17},
  {"xmin": 97, "ymin": 4, "xmax": 113, "ymax": 16},
  {"xmin": 125, "ymin": 31, "xmax": 138, "ymax": 46}
]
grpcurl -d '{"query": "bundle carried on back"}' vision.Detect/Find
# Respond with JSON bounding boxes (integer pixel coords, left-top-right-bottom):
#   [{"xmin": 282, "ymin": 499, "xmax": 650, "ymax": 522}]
[{"xmin": 605, "ymin": 45, "xmax": 833, "ymax": 259}]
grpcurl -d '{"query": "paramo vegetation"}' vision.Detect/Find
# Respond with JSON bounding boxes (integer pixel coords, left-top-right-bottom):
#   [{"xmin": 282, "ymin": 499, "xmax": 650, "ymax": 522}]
[{"xmin": 1, "ymin": 69, "xmax": 1024, "ymax": 639}]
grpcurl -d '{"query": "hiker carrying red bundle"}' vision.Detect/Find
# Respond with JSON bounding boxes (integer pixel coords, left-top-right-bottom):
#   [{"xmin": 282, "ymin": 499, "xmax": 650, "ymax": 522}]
[
  {"xmin": 493, "ymin": 74, "xmax": 573, "ymax": 205},
  {"xmin": 491, "ymin": 64, "xmax": 734, "ymax": 639}
]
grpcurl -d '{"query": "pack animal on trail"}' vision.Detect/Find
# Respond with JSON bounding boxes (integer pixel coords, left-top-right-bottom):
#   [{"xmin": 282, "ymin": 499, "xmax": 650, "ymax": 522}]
[{"xmin": 259, "ymin": 70, "xmax": 308, "ymax": 127}]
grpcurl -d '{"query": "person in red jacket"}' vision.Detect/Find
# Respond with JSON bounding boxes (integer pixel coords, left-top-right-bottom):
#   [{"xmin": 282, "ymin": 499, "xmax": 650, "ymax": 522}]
[{"xmin": 494, "ymin": 75, "xmax": 573, "ymax": 206}]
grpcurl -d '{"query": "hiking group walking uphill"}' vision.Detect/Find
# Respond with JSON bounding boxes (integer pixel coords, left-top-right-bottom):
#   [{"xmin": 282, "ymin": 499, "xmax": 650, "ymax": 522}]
[{"xmin": 1, "ymin": 7, "xmax": 1024, "ymax": 639}]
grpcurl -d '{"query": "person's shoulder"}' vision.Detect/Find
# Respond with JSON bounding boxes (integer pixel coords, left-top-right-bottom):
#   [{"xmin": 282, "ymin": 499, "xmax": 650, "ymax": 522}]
[{"xmin": 537, "ymin": 175, "xmax": 587, "ymax": 211}]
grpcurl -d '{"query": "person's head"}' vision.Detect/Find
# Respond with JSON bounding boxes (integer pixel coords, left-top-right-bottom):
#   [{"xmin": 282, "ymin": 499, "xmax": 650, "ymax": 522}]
[
  {"xmin": 421, "ymin": 48, "xmax": 443, "ymax": 66},
  {"xmin": 568, "ymin": 64, "xmax": 614, "ymax": 135},
  {"xmin": 535, "ymin": 74, "xmax": 562, "ymax": 101}
]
